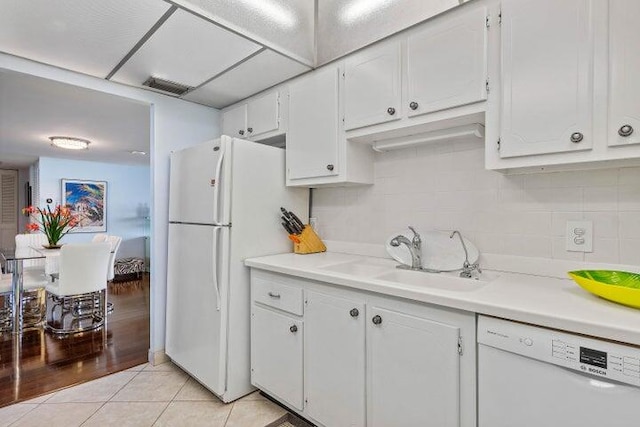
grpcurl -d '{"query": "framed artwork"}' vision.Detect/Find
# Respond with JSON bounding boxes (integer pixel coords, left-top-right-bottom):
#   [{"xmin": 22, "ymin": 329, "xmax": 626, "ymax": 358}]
[{"xmin": 61, "ymin": 179, "xmax": 107, "ymax": 233}]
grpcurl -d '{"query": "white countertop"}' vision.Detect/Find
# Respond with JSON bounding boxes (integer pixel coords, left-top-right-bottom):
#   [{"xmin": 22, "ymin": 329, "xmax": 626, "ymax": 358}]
[{"xmin": 245, "ymin": 252, "xmax": 640, "ymax": 346}]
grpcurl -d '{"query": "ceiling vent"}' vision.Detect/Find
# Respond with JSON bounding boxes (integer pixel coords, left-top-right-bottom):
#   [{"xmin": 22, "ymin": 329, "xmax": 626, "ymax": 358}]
[{"xmin": 142, "ymin": 77, "xmax": 191, "ymax": 96}]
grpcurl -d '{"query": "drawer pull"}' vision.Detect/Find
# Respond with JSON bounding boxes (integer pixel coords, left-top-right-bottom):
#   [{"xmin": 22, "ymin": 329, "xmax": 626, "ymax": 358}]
[
  {"xmin": 290, "ymin": 324, "xmax": 298, "ymax": 333},
  {"xmin": 372, "ymin": 315, "xmax": 382, "ymax": 325},
  {"xmin": 350, "ymin": 308, "xmax": 359, "ymax": 317},
  {"xmin": 267, "ymin": 292, "xmax": 281, "ymax": 299}
]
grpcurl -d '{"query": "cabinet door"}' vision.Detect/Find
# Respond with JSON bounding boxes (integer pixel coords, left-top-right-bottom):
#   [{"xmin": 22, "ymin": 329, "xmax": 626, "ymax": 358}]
[
  {"xmin": 222, "ymin": 104, "xmax": 247, "ymax": 138},
  {"xmin": 500, "ymin": 0, "xmax": 594, "ymax": 158},
  {"xmin": 251, "ymin": 305, "xmax": 303, "ymax": 410},
  {"xmin": 344, "ymin": 41, "xmax": 401, "ymax": 130},
  {"xmin": 406, "ymin": 6, "xmax": 487, "ymax": 118},
  {"xmin": 305, "ymin": 292, "xmax": 365, "ymax": 427},
  {"xmin": 608, "ymin": 0, "xmax": 640, "ymax": 147},
  {"xmin": 287, "ymin": 66, "xmax": 340, "ymax": 180},
  {"xmin": 247, "ymin": 91, "xmax": 280, "ymax": 138},
  {"xmin": 367, "ymin": 307, "xmax": 461, "ymax": 427}
]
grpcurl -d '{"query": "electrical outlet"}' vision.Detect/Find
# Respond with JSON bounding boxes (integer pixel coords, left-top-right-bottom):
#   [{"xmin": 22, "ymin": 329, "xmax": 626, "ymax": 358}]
[
  {"xmin": 566, "ymin": 220, "xmax": 593, "ymax": 252},
  {"xmin": 309, "ymin": 217, "xmax": 318, "ymax": 230}
]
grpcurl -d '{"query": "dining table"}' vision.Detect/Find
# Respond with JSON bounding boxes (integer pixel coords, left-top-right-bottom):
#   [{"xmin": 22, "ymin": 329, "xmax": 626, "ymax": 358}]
[{"xmin": 1, "ymin": 245, "xmax": 59, "ymax": 334}]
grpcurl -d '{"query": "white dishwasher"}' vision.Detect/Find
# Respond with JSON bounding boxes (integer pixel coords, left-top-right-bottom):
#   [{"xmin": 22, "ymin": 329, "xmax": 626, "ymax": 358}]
[{"xmin": 478, "ymin": 315, "xmax": 640, "ymax": 427}]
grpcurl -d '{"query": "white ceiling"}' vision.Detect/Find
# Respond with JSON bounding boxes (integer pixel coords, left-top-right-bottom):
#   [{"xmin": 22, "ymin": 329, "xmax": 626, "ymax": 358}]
[
  {"xmin": 0, "ymin": 0, "xmax": 312, "ymax": 109},
  {"xmin": 0, "ymin": 70, "xmax": 151, "ymax": 168}
]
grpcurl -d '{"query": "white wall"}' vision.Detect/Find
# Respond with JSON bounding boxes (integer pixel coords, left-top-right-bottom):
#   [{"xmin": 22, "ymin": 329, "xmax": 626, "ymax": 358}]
[
  {"xmin": 0, "ymin": 53, "xmax": 221, "ymax": 356},
  {"xmin": 37, "ymin": 157, "xmax": 150, "ymax": 259},
  {"xmin": 313, "ymin": 139, "xmax": 640, "ymax": 266}
]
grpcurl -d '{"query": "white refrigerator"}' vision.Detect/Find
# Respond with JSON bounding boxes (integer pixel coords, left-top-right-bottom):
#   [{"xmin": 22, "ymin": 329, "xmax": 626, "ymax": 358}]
[{"xmin": 166, "ymin": 135, "xmax": 308, "ymax": 402}]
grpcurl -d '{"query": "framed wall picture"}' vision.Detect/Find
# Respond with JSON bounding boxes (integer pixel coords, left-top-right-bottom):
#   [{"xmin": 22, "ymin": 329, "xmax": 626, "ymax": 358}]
[{"xmin": 61, "ymin": 179, "xmax": 107, "ymax": 233}]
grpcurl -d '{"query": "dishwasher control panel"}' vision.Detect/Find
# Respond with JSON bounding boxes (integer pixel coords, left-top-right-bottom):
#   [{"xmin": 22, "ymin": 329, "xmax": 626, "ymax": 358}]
[{"xmin": 478, "ymin": 316, "xmax": 640, "ymax": 387}]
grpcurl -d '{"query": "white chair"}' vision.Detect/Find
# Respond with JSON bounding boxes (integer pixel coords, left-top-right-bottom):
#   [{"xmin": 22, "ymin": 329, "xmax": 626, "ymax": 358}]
[
  {"xmin": 0, "ymin": 274, "xmax": 12, "ymax": 332},
  {"xmin": 14, "ymin": 234, "xmax": 49, "ymax": 326},
  {"xmin": 45, "ymin": 242, "xmax": 111, "ymax": 334},
  {"xmin": 105, "ymin": 236, "xmax": 122, "ymax": 281},
  {"xmin": 15, "ymin": 233, "xmax": 47, "ymax": 271},
  {"xmin": 91, "ymin": 234, "xmax": 108, "ymax": 244}
]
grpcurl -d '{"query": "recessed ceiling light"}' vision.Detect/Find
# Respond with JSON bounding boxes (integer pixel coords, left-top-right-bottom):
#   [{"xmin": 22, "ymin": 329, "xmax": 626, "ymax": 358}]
[
  {"xmin": 130, "ymin": 150, "xmax": 147, "ymax": 155},
  {"xmin": 49, "ymin": 136, "xmax": 90, "ymax": 150}
]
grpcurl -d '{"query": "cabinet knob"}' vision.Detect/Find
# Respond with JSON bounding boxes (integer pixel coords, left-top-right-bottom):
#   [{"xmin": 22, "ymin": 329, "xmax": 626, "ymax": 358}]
[
  {"xmin": 350, "ymin": 308, "xmax": 359, "ymax": 318},
  {"xmin": 387, "ymin": 107, "xmax": 396, "ymax": 116},
  {"xmin": 619, "ymin": 125, "xmax": 634, "ymax": 137},
  {"xmin": 290, "ymin": 324, "xmax": 298, "ymax": 333},
  {"xmin": 570, "ymin": 132, "xmax": 584, "ymax": 143},
  {"xmin": 326, "ymin": 164, "xmax": 334, "ymax": 171},
  {"xmin": 409, "ymin": 102, "xmax": 419, "ymax": 111},
  {"xmin": 247, "ymin": 127, "xmax": 253, "ymax": 133},
  {"xmin": 372, "ymin": 315, "xmax": 382, "ymax": 325},
  {"xmin": 238, "ymin": 130, "xmax": 245, "ymax": 136},
  {"xmin": 267, "ymin": 292, "xmax": 280, "ymax": 299}
]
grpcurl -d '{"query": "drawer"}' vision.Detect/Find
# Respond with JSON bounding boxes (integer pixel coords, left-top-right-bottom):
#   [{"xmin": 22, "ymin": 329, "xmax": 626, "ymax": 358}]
[{"xmin": 252, "ymin": 275, "xmax": 304, "ymax": 316}]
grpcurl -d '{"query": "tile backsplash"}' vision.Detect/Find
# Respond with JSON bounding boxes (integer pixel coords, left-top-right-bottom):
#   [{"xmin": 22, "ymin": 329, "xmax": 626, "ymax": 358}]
[{"xmin": 312, "ymin": 139, "xmax": 640, "ymax": 265}]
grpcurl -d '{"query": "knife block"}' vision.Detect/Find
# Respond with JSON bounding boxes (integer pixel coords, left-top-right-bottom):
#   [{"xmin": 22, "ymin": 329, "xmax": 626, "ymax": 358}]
[{"xmin": 293, "ymin": 225, "xmax": 326, "ymax": 255}]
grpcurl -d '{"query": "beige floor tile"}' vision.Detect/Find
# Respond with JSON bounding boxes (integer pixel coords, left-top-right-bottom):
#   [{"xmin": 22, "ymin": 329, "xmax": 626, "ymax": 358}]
[
  {"xmin": 0, "ymin": 403, "xmax": 38, "ymax": 427},
  {"xmin": 142, "ymin": 362, "xmax": 180, "ymax": 372},
  {"xmin": 173, "ymin": 378, "xmax": 219, "ymax": 401},
  {"xmin": 46, "ymin": 371, "xmax": 137, "ymax": 403},
  {"xmin": 237, "ymin": 391, "xmax": 268, "ymax": 403},
  {"xmin": 125, "ymin": 363, "xmax": 149, "ymax": 372},
  {"xmin": 12, "ymin": 402, "xmax": 102, "ymax": 427},
  {"xmin": 21, "ymin": 392, "xmax": 54, "ymax": 404},
  {"xmin": 225, "ymin": 400, "xmax": 287, "ymax": 427},
  {"xmin": 110, "ymin": 370, "xmax": 188, "ymax": 402},
  {"xmin": 82, "ymin": 401, "xmax": 168, "ymax": 427},
  {"xmin": 153, "ymin": 401, "xmax": 231, "ymax": 427}
]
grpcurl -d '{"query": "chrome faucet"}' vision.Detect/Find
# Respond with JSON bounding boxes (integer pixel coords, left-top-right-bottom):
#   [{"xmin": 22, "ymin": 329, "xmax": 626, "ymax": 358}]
[
  {"xmin": 390, "ymin": 226, "xmax": 422, "ymax": 270},
  {"xmin": 450, "ymin": 230, "xmax": 481, "ymax": 278}
]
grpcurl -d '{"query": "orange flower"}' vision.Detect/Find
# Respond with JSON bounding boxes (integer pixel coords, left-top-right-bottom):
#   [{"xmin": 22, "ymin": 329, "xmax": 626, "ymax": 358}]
[
  {"xmin": 21, "ymin": 206, "xmax": 36, "ymax": 215},
  {"xmin": 26, "ymin": 223, "xmax": 40, "ymax": 232}
]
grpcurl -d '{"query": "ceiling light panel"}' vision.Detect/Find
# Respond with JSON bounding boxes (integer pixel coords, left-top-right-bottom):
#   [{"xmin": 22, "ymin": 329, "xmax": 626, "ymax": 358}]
[
  {"xmin": 0, "ymin": 0, "xmax": 171, "ymax": 78},
  {"xmin": 170, "ymin": 0, "xmax": 315, "ymax": 66},
  {"xmin": 184, "ymin": 50, "xmax": 310, "ymax": 109},
  {"xmin": 111, "ymin": 9, "xmax": 262, "ymax": 88},
  {"xmin": 317, "ymin": 0, "xmax": 462, "ymax": 65}
]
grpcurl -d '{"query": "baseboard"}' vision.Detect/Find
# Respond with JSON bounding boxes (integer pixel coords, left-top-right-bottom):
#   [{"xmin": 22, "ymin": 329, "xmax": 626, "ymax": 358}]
[{"xmin": 148, "ymin": 349, "xmax": 170, "ymax": 366}]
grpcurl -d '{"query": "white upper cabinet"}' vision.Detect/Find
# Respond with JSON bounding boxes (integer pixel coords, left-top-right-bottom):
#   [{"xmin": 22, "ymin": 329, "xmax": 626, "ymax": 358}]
[
  {"xmin": 499, "ymin": 0, "xmax": 594, "ymax": 158},
  {"xmin": 344, "ymin": 41, "xmax": 401, "ymax": 130},
  {"xmin": 287, "ymin": 66, "xmax": 341, "ymax": 181},
  {"xmin": 247, "ymin": 91, "xmax": 280, "ymax": 138},
  {"xmin": 406, "ymin": 6, "xmax": 488, "ymax": 117},
  {"xmin": 222, "ymin": 103, "xmax": 247, "ymax": 138},
  {"xmin": 608, "ymin": 0, "xmax": 640, "ymax": 147}
]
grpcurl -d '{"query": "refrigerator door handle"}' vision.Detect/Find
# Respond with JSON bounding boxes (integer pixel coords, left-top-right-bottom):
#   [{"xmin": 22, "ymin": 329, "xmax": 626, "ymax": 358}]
[
  {"xmin": 212, "ymin": 146, "xmax": 226, "ymax": 225},
  {"xmin": 212, "ymin": 226, "xmax": 221, "ymax": 311}
]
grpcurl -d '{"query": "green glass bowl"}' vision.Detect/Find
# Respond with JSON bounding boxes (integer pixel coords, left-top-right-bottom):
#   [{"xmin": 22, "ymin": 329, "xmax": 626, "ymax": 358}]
[{"xmin": 568, "ymin": 270, "xmax": 640, "ymax": 309}]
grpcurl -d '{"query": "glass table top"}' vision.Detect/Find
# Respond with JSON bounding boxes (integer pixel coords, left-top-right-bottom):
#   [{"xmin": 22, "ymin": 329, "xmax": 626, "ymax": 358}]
[{"xmin": 0, "ymin": 246, "xmax": 56, "ymax": 262}]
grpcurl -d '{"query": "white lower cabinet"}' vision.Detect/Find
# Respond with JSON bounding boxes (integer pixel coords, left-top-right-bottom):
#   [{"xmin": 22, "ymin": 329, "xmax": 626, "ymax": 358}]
[
  {"xmin": 305, "ymin": 291, "xmax": 365, "ymax": 427},
  {"xmin": 250, "ymin": 270, "xmax": 476, "ymax": 427},
  {"xmin": 251, "ymin": 304, "xmax": 304, "ymax": 410},
  {"xmin": 367, "ymin": 307, "xmax": 461, "ymax": 427}
]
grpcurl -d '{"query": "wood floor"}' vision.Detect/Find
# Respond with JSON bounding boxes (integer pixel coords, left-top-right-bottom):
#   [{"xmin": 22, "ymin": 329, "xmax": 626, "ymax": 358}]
[{"xmin": 0, "ymin": 275, "xmax": 150, "ymax": 407}]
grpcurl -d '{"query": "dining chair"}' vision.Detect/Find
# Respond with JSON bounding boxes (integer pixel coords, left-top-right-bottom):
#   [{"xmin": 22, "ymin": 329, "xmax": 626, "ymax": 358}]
[
  {"xmin": 105, "ymin": 236, "xmax": 122, "ymax": 281},
  {"xmin": 0, "ymin": 274, "xmax": 12, "ymax": 332},
  {"xmin": 45, "ymin": 242, "xmax": 111, "ymax": 334},
  {"xmin": 14, "ymin": 234, "xmax": 50, "ymax": 326},
  {"xmin": 91, "ymin": 234, "xmax": 108, "ymax": 243}
]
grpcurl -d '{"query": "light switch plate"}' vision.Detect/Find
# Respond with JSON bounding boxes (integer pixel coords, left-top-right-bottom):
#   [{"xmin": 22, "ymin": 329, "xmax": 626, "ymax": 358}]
[{"xmin": 566, "ymin": 220, "xmax": 593, "ymax": 252}]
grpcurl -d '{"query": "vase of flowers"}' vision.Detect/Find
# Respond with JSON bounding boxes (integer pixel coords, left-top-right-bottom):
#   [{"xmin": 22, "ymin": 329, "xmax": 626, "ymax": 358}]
[{"xmin": 22, "ymin": 204, "xmax": 80, "ymax": 248}]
